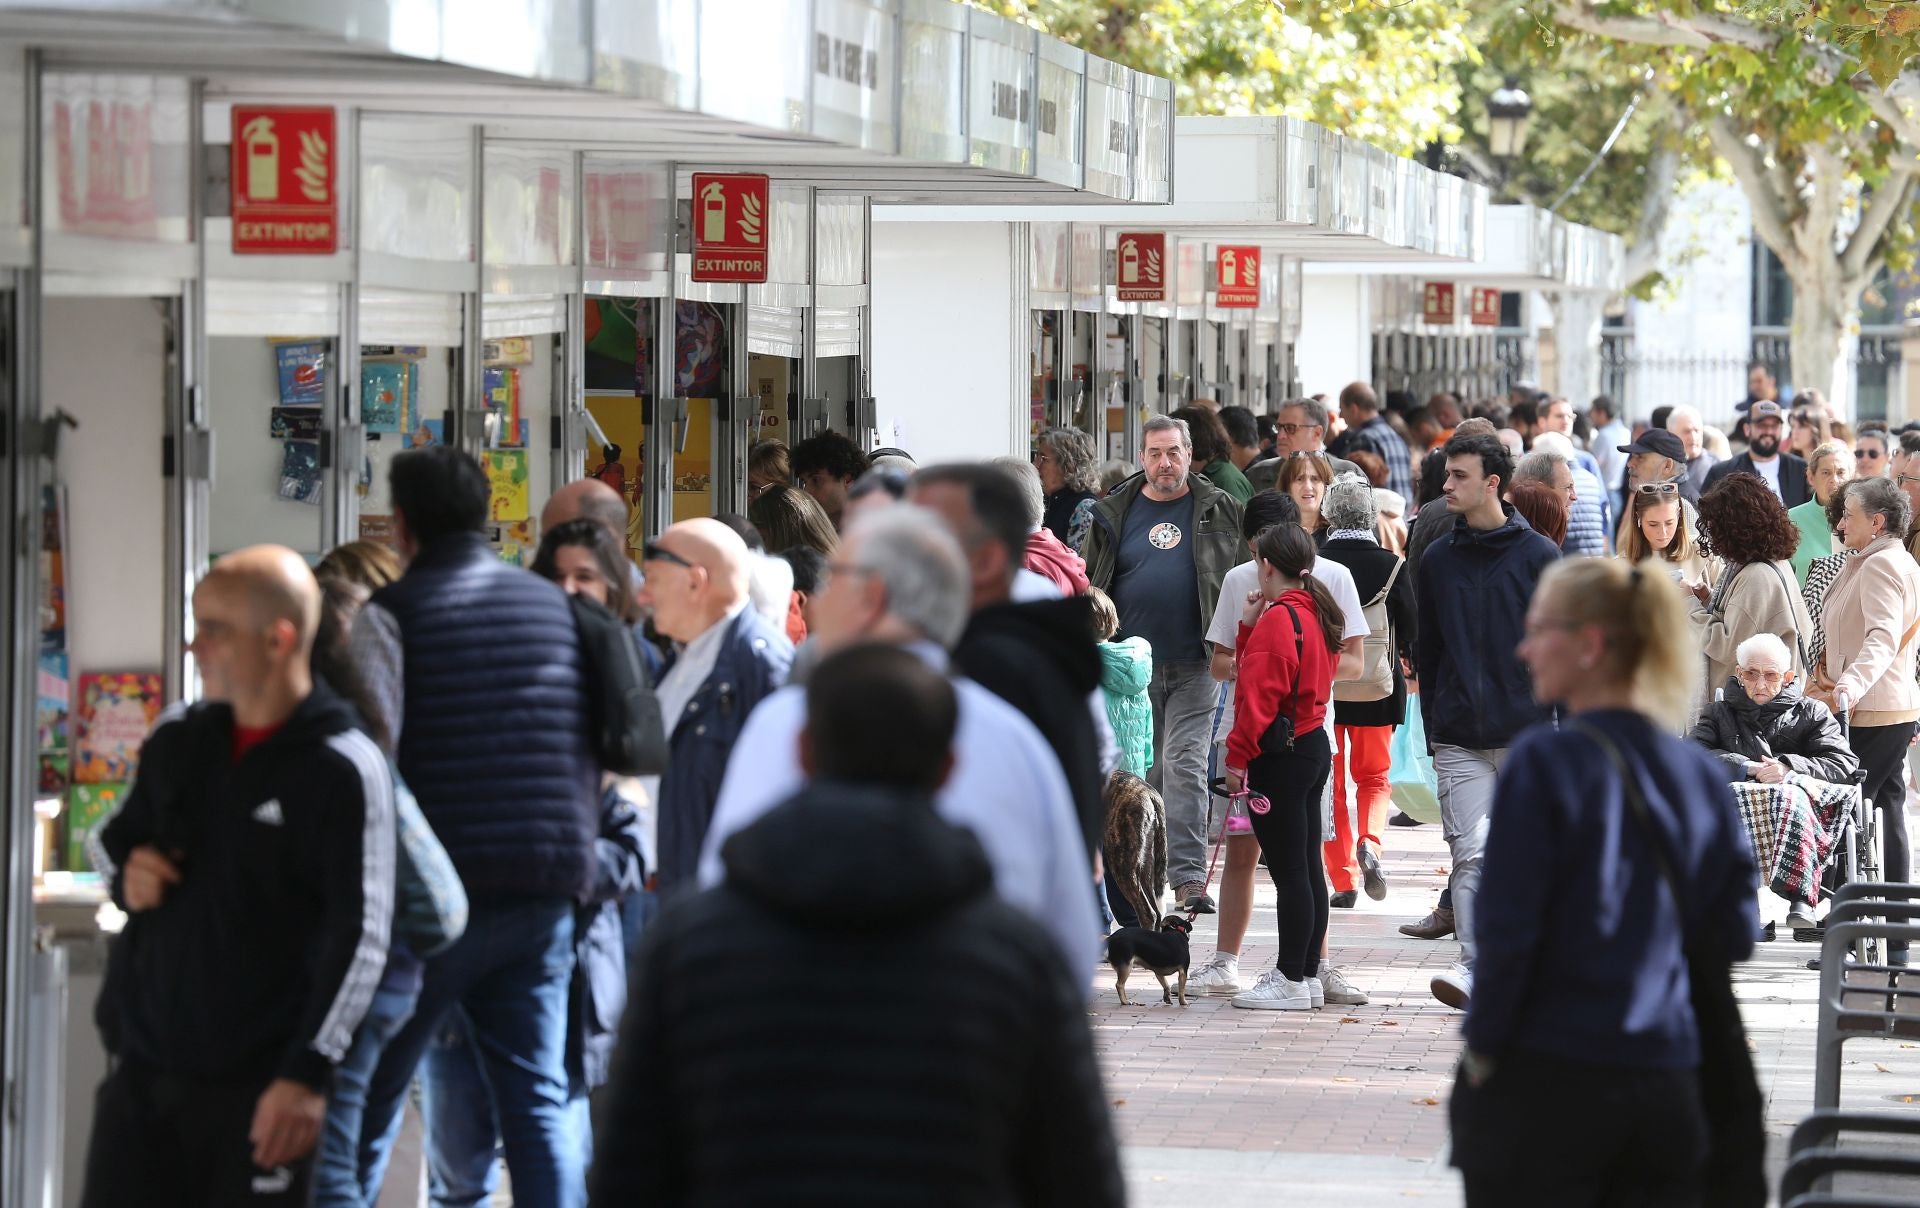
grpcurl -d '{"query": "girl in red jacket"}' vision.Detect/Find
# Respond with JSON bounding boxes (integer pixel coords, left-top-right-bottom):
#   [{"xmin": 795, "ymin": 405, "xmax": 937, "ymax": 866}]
[{"xmin": 1222, "ymin": 522, "xmax": 1345, "ymax": 1011}]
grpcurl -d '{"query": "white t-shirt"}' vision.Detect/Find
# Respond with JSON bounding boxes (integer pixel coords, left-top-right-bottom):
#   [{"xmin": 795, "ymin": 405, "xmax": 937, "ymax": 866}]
[
  {"xmin": 1750, "ymin": 453, "xmax": 1782, "ymax": 498},
  {"xmin": 1206, "ymin": 557, "xmax": 1368, "ymax": 651}
]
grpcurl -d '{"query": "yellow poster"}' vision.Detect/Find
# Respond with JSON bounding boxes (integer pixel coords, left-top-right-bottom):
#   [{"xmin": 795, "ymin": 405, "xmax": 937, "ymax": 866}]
[{"xmin": 486, "ymin": 449, "xmax": 530, "ymax": 523}]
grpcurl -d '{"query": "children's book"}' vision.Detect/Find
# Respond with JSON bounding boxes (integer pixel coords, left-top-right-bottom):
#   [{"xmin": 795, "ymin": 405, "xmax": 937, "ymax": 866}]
[
  {"xmin": 73, "ymin": 673, "xmax": 163, "ymax": 784},
  {"xmin": 67, "ymin": 782, "xmax": 127, "ymax": 872}
]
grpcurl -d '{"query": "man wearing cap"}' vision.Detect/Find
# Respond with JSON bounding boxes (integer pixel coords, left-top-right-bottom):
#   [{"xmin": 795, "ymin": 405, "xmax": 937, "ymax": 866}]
[
  {"xmin": 1705, "ymin": 399, "xmax": 1810, "ymax": 507},
  {"xmin": 1619, "ymin": 427, "xmax": 1701, "ymax": 506}
]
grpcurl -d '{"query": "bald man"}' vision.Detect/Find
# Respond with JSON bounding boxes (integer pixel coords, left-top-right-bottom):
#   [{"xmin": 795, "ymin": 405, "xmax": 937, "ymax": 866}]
[
  {"xmin": 640, "ymin": 517, "xmax": 793, "ymax": 890},
  {"xmin": 85, "ymin": 546, "xmax": 396, "ymax": 1208},
  {"xmin": 542, "ymin": 476, "xmax": 629, "ymax": 538}
]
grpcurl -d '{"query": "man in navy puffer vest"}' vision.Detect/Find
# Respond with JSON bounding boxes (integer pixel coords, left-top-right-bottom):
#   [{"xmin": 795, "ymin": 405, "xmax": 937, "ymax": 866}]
[{"xmin": 354, "ymin": 446, "xmax": 598, "ymax": 1208}]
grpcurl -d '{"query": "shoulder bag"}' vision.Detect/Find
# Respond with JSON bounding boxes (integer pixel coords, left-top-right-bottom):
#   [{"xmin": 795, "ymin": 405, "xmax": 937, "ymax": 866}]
[
  {"xmin": 1573, "ymin": 722, "xmax": 1766, "ymax": 1208},
  {"xmin": 570, "ymin": 592, "xmax": 670, "ymax": 776}
]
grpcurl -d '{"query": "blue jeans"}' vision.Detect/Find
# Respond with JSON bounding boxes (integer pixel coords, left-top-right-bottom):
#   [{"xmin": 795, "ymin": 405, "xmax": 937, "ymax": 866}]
[
  {"xmin": 358, "ymin": 899, "xmax": 582, "ymax": 1208},
  {"xmin": 421, "ymin": 1011, "xmax": 593, "ymax": 1207},
  {"xmin": 311, "ymin": 977, "xmax": 420, "ymax": 1205}
]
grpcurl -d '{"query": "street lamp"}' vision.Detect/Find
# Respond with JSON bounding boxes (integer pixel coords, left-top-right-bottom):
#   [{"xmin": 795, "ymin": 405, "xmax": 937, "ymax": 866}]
[{"xmin": 1487, "ymin": 79, "xmax": 1534, "ymax": 164}]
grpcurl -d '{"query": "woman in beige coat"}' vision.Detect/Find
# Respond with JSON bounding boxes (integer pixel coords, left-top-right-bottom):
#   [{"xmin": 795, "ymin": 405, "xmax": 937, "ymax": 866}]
[
  {"xmin": 1692, "ymin": 472, "xmax": 1816, "ymax": 701},
  {"xmin": 1818, "ymin": 476, "xmax": 1920, "ymax": 955}
]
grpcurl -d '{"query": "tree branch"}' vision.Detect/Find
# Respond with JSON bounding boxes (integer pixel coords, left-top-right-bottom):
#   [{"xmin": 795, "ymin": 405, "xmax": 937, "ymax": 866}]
[
  {"xmin": 1552, "ymin": 1, "xmax": 1775, "ymax": 53},
  {"xmin": 1706, "ymin": 115, "xmax": 1797, "ymax": 262},
  {"xmin": 1842, "ymin": 169, "xmax": 1916, "ymax": 281}
]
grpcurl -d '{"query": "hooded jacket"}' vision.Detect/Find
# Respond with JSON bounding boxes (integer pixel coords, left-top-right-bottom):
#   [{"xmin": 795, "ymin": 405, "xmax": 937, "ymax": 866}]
[
  {"xmin": 589, "ymin": 783, "xmax": 1126, "ymax": 1208},
  {"xmin": 1416, "ymin": 506, "xmax": 1563, "ymax": 750},
  {"xmin": 1688, "ymin": 677, "xmax": 1859, "ymax": 785},
  {"xmin": 954, "ymin": 597, "xmax": 1105, "ymax": 850},
  {"xmin": 1024, "ymin": 526, "xmax": 1091, "ymax": 596},
  {"xmin": 1097, "ymin": 636, "xmax": 1155, "ymax": 778},
  {"xmin": 1083, "ymin": 471, "xmax": 1247, "ymax": 646},
  {"xmin": 89, "ymin": 683, "xmax": 396, "ymax": 1090}
]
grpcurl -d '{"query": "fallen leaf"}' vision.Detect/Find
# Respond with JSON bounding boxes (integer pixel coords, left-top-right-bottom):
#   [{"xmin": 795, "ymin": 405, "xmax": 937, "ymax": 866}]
[
  {"xmin": 1340, "ymin": 1016, "xmax": 1364, "ymax": 1024},
  {"xmin": 1112, "ymin": 1098, "xmax": 1128, "ymax": 1107},
  {"xmin": 1380, "ymin": 1020, "xmax": 1400, "ymax": 1027},
  {"xmin": 1416, "ymin": 1096, "xmax": 1440, "ymax": 1106},
  {"xmin": 1875, "ymin": 1063, "xmax": 1893, "ymax": 1073}
]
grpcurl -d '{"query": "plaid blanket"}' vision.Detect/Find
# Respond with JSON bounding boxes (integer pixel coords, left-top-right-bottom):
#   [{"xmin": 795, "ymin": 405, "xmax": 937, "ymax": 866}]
[{"xmin": 1731, "ymin": 778, "xmax": 1855, "ymax": 906}]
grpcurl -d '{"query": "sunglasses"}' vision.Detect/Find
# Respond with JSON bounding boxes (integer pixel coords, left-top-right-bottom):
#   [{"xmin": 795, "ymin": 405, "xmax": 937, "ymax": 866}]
[
  {"xmin": 1856, "ymin": 448, "xmax": 1885, "ymax": 459},
  {"xmin": 1634, "ymin": 481, "xmax": 1680, "ymax": 496},
  {"xmin": 641, "ymin": 541, "xmax": 694, "ymax": 569}
]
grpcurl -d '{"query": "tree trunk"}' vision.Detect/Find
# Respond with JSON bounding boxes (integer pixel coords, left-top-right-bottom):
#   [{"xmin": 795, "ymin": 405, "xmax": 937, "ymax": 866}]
[
  {"xmin": 1546, "ymin": 291, "xmax": 1607, "ymax": 407},
  {"xmin": 1782, "ymin": 254, "xmax": 1853, "ymax": 414}
]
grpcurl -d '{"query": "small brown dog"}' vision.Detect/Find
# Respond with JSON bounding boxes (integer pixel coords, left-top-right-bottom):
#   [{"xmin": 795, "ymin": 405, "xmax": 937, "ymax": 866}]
[{"xmin": 1103, "ymin": 771, "xmax": 1167, "ymax": 929}]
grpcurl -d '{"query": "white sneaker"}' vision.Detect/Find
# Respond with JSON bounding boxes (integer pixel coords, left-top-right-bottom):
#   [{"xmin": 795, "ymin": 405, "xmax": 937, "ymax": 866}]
[
  {"xmin": 1431, "ymin": 963, "xmax": 1472, "ymax": 1010},
  {"xmin": 1188, "ymin": 952, "xmax": 1242, "ymax": 996},
  {"xmin": 1231, "ymin": 969, "xmax": 1312, "ymax": 1011},
  {"xmin": 1320, "ymin": 965, "xmax": 1370, "ymax": 1006},
  {"xmin": 1305, "ymin": 976, "xmax": 1325, "ymax": 1008}
]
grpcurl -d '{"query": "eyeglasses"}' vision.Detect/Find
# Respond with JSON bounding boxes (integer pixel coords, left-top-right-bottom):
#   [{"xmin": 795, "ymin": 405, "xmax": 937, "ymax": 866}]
[
  {"xmin": 1899, "ymin": 475, "xmax": 1920, "ymax": 487},
  {"xmin": 1634, "ymin": 481, "xmax": 1680, "ymax": 496},
  {"xmin": 1856, "ymin": 448, "xmax": 1885, "ymax": 460},
  {"xmin": 641, "ymin": 541, "xmax": 694, "ymax": 569},
  {"xmin": 1275, "ymin": 422, "xmax": 1322, "ymax": 436}
]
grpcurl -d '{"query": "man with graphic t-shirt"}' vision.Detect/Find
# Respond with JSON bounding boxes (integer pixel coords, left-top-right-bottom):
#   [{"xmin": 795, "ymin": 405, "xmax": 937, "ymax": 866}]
[{"xmin": 1084, "ymin": 415, "xmax": 1248, "ymax": 914}]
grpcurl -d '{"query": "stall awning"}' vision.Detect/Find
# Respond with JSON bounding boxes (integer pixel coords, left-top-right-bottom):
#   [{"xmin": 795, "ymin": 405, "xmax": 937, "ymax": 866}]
[
  {"xmin": 2, "ymin": 0, "xmax": 1173, "ymax": 203},
  {"xmin": 1330, "ymin": 205, "xmax": 1624, "ymax": 292}
]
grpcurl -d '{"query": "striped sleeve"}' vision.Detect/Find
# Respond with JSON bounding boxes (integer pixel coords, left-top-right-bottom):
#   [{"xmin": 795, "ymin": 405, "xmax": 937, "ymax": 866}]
[{"xmin": 286, "ymin": 731, "xmax": 396, "ymax": 1082}]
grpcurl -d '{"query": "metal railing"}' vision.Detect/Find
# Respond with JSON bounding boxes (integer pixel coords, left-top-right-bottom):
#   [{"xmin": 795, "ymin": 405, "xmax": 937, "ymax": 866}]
[{"xmin": 1599, "ymin": 328, "xmax": 1905, "ymax": 425}]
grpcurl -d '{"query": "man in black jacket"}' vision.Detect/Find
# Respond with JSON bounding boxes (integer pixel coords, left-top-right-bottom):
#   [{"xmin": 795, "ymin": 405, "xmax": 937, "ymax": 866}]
[
  {"xmin": 84, "ymin": 547, "xmax": 396, "ymax": 1207},
  {"xmin": 910, "ymin": 462, "xmax": 1105, "ymax": 852},
  {"xmin": 591, "ymin": 644, "xmax": 1125, "ymax": 1206},
  {"xmin": 1705, "ymin": 399, "xmax": 1809, "ymax": 507}
]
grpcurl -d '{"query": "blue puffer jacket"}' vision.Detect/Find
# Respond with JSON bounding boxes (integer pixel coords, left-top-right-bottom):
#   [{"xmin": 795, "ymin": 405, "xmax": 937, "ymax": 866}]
[
  {"xmin": 655, "ymin": 607, "xmax": 793, "ymax": 892},
  {"xmin": 374, "ymin": 532, "xmax": 598, "ymax": 902},
  {"xmin": 1415, "ymin": 507, "xmax": 1563, "ymax": 751}
]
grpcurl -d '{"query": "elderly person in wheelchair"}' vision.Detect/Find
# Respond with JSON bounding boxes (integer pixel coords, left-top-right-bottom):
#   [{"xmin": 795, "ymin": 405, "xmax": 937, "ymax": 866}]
[{"xmin": 1690, "ymin": 632, "xmax": 1861, "ymax": 933}]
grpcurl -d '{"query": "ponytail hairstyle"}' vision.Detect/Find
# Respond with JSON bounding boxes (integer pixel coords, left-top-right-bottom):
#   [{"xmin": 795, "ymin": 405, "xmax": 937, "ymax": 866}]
[
  {"xmin": 1254, "ymin": 522, "xmax": 1344, "ymax": 657},
  {"xmin": 1534, "ymin": 557, "xmax": 1698, "ymax": 731}
]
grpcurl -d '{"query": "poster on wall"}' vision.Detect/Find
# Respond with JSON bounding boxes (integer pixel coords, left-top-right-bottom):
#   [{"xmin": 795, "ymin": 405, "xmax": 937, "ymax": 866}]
[
  {"xmin": 279, "ymin": 441, "xmax": 324, "ymax": 505},
  {"xmin": 359, "ymin": 514, "xmax": 397, "ymax": 547},
  {"xmin": 37, "ymin": 651, "xmax": 70, "ymax": 751},
  {"xmin": 73, "ymin": 673, "xmax": 163, "ymax": 784},
  {"xmin": 483, "ymin": 336, "xmax": 534, "ymax": 367},
  {"xmin": 67, "ymin": 782, "xmax": 127, "ymax": 871},
  {"xmin": 484, "ymin": 368, "xmax": 522, "ymax": 441},
  {"xmin": 275, "ymin": 341, "xmax": 328, "ymax": 406},
  {"xmin": 362, "ymin": 362, "xmax": 410, "ymax": 434},
  {"xmin": 486, "ymin": 449, "xmax": 530, "ymax": 522},
  {"xmin": 270, "ymin": 407, "xmax": 325, "ymax": 440}
]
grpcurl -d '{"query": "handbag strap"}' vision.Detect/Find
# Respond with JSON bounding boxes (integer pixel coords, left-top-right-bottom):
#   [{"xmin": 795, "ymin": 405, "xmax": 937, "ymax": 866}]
[
  {"xmin": 1570, "ymin": 721, "xmax": 1692, "ymax": 948},
  {"xmin": 1760, "ymin": 560, "xmax": 1814, "ymax": 672},
  {"xmin": 1279, "ymin": 600, "xmax": 1304, "ymax": 727}
]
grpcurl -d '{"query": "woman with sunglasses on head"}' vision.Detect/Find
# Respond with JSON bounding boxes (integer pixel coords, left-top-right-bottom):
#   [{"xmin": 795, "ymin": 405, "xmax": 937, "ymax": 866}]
[
  {"xmin": 1618, "ymin": 481, "xmax": 1719, "ymax": 591},
  {"xmin": 1221, "ymin": 522, "xmax": 1356, "ymax": 1010},
  {"xmin": 1451, "ymin": 558, "xmax": 1760, "ymax": 1206},
  {"xmin": 1789, "ymin": 440, "xmax": 1854, "ymax": 583}
]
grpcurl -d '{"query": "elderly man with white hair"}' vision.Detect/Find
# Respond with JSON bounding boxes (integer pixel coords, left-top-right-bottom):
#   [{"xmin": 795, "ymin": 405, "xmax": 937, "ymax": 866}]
[
  {"xmin": 1665, "ymin": 405, "xmax": 1721, "ymax": 495},
  {"xmin": 1689, "ymin": 631, "xmax": 1859, "ymax": 932},
  {"xmin": 699, "ymin": 504, "xmax": 1101, "ymax": 975}
]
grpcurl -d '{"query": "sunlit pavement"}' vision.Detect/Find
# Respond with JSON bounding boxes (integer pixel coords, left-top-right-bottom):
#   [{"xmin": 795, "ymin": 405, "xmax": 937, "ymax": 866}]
[{"xmin": 1091, "ymin": 817, "xmax": 1920, "ymax": 1207}]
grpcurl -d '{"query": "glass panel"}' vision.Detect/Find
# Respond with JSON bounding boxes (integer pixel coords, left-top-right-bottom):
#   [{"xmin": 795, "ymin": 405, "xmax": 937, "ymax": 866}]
[
  {"xmin": 42, "ymin": 73, "xmax": 192, "ymax": 243},
  {"xmin": 593, "ymin": 0, "xmax": 699, "ymax": 105},
  {"xmin": 485, "ymin": 146, "xmax": 576, "ymax": 270},
  {"xmin": 900, "ymin": 0, "xmax": 966, "ymax": 163},
  {"xmin": 1085, "ymin": 58, "xmax": 1132, "ymax": 198},
  {"xmin": 1035, "ymin": 47, "xmax": 1084, "ymax": 188},
  {"xmin": 812, "ymin": 0, "xmax": 898, "ymax": 152},
  {"xmin": 1132, "ymin": 76, "xmax": 1171, "ymax": 203},
  {"xmin": 967, "ymin": 9, "xmax": 1034, "ymax": 174},
  {"xmin": 583, "ymin": 156, "xmax": 670, "ymax": 294},
  {"xmin": 670, "ymin": 301, "xmax": 730, "ymax": 521},
  {"xmin": 360, "ymin": 119, "xmax": 474, "ymax": 265},
  {"xmin": 699, "ymin": 0, "xmax": 808, "ymax": 132},
  {"xmin": 582, "ymin": 295, "xmax": 651, "ymax": 555},
  {"xmin": 356, "ymin": 293, "xmax": 471, "ymax": 556}
]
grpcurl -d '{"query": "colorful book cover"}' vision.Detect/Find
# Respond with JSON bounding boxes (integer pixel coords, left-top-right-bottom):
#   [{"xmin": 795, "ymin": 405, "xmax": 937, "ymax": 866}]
[
  {"xmin": 66, "ymin": 782, "xmax": 127, "ymax": 872},
  {"xmin": 275, "ymin": 341, "xmax": 328, "ymax": 407},
  {"xmin": 360, "ymin": 345, "xmax": 426, "ymax": 360},
  {"xmin": 270, "ymin": 407, "xmax": 326, "ymax": 440},
  {"xmin": 36, "ymin": 650, "xmax": 69, "ymax": 750},
  {"xmin": 483, "ymin": 336, "xmax": 534, "ymax": 367},
  {"xmin": 39, "ymin": 484, "xmax": 68, "ymax": 646},
  {"xmin": 485, "ymin": 449, "xmax": 530, "ymax": 523},
  {"xmin": 74, "ymin": 673, "xmax": 163, "ymax": 784},
  {"xmin": 413, "ymin": 419, "xmax": 527, "ymax": 449},
  {"xmin": 279, "ymin": 441, "xmax": 324, "ymax": 506},
  {"xmin": 484, "ymin": 367, "xmax": 521, "ymax": 430},
  {"xmin": 38, "ymin": 751, "xmax": 69, "ymax": 795},
  {"xmin": 362, "ymin": 361, "xmax": 409, "ymax": 434}
]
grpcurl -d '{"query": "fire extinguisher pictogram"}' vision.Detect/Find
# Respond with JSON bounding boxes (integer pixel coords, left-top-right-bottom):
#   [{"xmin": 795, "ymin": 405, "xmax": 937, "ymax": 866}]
[{"xmin": 242, "ymin": 115, "xmax": 279, "ymax": 202}]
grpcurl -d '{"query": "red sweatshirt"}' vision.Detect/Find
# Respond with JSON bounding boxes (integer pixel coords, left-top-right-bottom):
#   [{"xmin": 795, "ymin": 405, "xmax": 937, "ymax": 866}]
[
  {"xmin": 1227, "ymin": 588, "xmax": 1335, "ymax": 770},
  {"xmin": 1024, "ymin": 527, "xmax": 1091, "ymax": 596}
]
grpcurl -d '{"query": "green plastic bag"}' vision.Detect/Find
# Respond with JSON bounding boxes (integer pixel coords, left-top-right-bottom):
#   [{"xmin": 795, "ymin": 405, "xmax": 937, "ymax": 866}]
[{"xmin": 1389, "ymin": 694, "xmax": 1441, "ymax": 824}]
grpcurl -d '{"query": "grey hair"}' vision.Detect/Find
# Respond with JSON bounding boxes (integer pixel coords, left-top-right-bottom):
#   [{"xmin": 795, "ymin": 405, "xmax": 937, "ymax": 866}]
[
  {"xmin": 1514, "ymin": 447, "xmax": 1570, "ymax": 487},
  {"xmin": 1097, "ymin": 459, "xmax": 1136, "ymax": 496},
  {"xmin": 842, "ymin": 504, "xmax": 972, "ymax": 649},
  {"xmin": 1037, "ymin": 427, "xmax": 1099, "ymax": 494},
  {"xmin": 988, "ymin": 456, "xmax": 1046, "ymax": 531},
  {"xmin": 1843, "ymin": 474, "xmax": 1914, "ymax": 540},
  {"xmin": 1322, "ymin": 476, "xmax": 1379, "ymax": 531},
  {"xmin": 1278, "ymin": 397, "xmax": 1329, "ymax": 430},
  {"xmin": 1141, "ymin": 414, "xmax": 1192, "ymax": 451},
  {"xmin": 1735, "ymin": 632, "xmax": 1791, "ymax": 671},
  {"xmin": 1665, "ymin": 405, "xmax": 1702, "ymax": 430}
]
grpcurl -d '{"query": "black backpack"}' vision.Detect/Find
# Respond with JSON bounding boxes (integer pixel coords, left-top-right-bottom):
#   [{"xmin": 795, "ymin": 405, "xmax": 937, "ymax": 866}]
[{"xmin": 569, "ymin": 593, "xmax": 669, "ymax": 776}]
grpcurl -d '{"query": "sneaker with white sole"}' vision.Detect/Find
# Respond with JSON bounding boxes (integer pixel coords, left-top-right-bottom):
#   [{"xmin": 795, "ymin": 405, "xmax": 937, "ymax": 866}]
[
  {"xmin": 1431, "ymin": 963, "xmax": 1472, "ymax": 1010},
  {"xmin": 1188, "ymin": 952, "xmax": 1242, "ymax": 996},
  {"xmin": 1320, "ymin": 965, "xmax": 1370, "ymax": 1006},
  {"xmin": 1231, "ymin": 969, "xmax": 1312, "ymax": 1011},
  {"xmin": 1305, "ymin": 976, "xmax": 1325, "ymax": 1008}
]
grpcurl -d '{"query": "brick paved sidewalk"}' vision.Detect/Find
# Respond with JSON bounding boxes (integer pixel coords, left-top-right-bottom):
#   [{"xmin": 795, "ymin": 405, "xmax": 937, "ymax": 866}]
[{"xmin": 1091, "ymin": 819, "xmax": 1920, "ymax": 1207}]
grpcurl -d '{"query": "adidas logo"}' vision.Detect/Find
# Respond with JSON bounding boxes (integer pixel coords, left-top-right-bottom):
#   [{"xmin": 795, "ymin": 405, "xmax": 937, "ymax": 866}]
[
  {"xmin": 251, "ymin": 799, "xmax": 284, "ymax": 827},
  {"xmin": 252, "ymin": 1166, "xmax": 292, "ymax": 1194}
]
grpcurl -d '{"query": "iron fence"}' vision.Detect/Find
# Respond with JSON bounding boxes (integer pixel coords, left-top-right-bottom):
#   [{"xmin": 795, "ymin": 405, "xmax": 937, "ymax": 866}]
[{"xmin": 1599, "ymin": 328, "xmax": 1905, "ymax": 426}]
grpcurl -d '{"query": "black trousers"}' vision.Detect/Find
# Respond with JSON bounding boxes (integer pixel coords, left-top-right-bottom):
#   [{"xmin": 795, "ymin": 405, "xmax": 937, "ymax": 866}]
[
  {"xmin": 1850, "ymin": 721, "xmax": 1915, "ymax": 895},
  {"xmin": 81, "ymin": 1061, "xmax": 314, "ymax": 1208},
  {"xmin": 1450, "ymin": 1051, "xmax": 1706, "ymax": 1208},
  {"xmin": 1246, "ymin": 726, "xmax": 1333, "ymax": 982}
]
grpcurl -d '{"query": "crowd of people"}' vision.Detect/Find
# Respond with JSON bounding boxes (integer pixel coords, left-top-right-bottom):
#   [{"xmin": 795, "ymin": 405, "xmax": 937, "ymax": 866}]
[{"xmin": 71, "ymin": 360, "xmax": 1920, "ymax": 1206}]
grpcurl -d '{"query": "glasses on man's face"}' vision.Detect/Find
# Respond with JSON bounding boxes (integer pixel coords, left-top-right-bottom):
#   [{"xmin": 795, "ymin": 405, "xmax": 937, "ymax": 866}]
[
  {"xmin": 641, "ymin": 541, "xmax": 694, "ymax": 570},
  {"xmin": 1275, "ymin": 422, "xmax": 1320, "ymax": 436},
  {"xmin": 1899, "ymin": 475, "xmax": 1920, "ymax": 488}
]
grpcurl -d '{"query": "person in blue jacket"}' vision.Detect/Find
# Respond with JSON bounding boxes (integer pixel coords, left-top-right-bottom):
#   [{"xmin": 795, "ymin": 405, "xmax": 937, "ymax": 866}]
[
  {"xmin": 1415, "ymin": 431, "xmax": 1562, "ymax": 1011},
  {"xmin": 1451, "ymin": 557, "xmax": 1758, "ymax": 1206}
]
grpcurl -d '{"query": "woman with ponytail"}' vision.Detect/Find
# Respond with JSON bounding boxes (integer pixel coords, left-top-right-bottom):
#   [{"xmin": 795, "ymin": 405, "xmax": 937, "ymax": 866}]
[
  {"xmin": 1450, "ymin": 558, "xmax": 1763, "ymax": 1207},
  {"xmin": 1221, "ymin": 522, "xmax": 1354, "ymax": 1011}
]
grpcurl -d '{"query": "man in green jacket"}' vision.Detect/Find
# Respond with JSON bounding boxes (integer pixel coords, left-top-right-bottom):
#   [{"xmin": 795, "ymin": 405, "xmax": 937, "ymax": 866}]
[{"xmin": 1083, "ymin": 415, "xmax": 1247, "ymax": 913}]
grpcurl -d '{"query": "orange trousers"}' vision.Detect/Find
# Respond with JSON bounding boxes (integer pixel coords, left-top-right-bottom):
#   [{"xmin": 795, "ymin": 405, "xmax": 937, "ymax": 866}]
[{"xmin": 1326, "ymin": 723, "xmax": 1393, "ymax": 893}]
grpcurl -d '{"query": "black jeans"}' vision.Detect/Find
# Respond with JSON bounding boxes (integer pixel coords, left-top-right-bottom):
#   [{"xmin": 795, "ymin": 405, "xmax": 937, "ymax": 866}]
[
  {"xmin": 1849, "ymin": 720, "xmax": 1915, "ymax": 956},
  {"xmin": 81, "ymin": 1061, "xmax": 314, "ymax": 1208},
  {"xmin": 1450, "ymin": 1051, "xmax": 1706, "ymax": 1208},
  {"xmin": 1246, "ymin": 725, "xmax": 1333, "ymax": 982}
]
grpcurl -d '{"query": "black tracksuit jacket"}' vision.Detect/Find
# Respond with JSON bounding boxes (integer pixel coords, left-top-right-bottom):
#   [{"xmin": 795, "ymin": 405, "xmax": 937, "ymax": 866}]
[{"xmin": 91, "ymin": 683, "xmax": 396, "ymax": 1091}]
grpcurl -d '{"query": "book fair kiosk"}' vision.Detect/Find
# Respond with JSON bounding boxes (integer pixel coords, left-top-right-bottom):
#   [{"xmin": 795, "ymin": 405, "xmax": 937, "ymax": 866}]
[
  {"xmin": 870, "ymin": 115, "xmax": 1490, "ymax": 463},
  {"xmin": 0, "ymin": 4, "xmax": 1175, "ymax": 1201}
]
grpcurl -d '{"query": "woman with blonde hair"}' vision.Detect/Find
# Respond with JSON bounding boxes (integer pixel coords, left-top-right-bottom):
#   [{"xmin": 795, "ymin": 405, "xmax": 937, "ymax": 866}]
[
  {"xmin": 317, "ymin": 539, "xmax": 402, "ymax": 590},
  {"xmin": 1617, "ymin": 482, "xmax": 1718, "ymax": 589},
  {"xmin": 1452, "ymin": 557, "xmax": 1760, "ymax": 1205}
]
